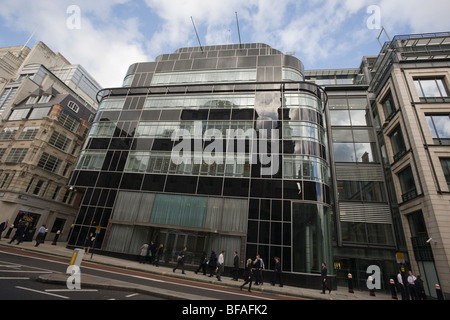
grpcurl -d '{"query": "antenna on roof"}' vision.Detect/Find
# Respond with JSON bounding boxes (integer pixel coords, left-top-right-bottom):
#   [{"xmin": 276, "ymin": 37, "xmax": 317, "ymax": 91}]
[
  {"xmin": 191, "ymin": 16, "xmax": 203, "ymax": 52},
  {"xmin": 377, "ymin": 26, "xmax": 392, "ymax": 47},
  {"xmin": 235, "ymin": 12, "xmax": 242, "ymax": 49},
  {"xmin": 20, "ymin": 25, "xmax": 39, "ymax": 55}
]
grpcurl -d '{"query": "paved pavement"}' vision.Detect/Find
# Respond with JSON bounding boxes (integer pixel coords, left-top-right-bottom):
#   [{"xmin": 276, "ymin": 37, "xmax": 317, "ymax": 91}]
[{"xmin": 0, "ymin": 239, "xmax": 397, "ymax": 300}]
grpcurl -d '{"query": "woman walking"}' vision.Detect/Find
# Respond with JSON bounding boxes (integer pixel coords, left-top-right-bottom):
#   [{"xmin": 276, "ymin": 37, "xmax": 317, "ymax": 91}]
[{"xmin": 240, "ymin": 258, "xmax": 253, "ymax": 292}]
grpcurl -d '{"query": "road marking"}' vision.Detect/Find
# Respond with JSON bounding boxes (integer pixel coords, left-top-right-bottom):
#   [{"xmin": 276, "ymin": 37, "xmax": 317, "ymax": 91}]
[
  {"xmin": 0, "ymin": 277, "xmax": 30, "ymax": 280},
  {"xmin": 45, "ymin": 289, "xmax": 98, "ymax": 292},
  {"xmin": 0, "ymin": 270, "xmax": 52, "ymax": 273},
  {"xmin": 15, "ymin": 286, "xmax": 69, "ymax": 299},
  {"xmin": 125, "ymin": 293, "xmax": 139, "ymax": 298}
]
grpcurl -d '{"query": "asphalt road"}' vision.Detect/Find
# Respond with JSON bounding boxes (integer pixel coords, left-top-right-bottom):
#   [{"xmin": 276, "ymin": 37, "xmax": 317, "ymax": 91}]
[{"xmin": 0, "ymin": 247, "xmax": 276, "ymax": 300}]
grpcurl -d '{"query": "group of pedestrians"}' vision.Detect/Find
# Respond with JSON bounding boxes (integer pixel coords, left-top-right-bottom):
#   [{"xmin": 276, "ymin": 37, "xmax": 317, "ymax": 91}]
[
  {"xmin": 396, "ymin": 269, "xmax": 427, "ymax": 300},
  {"xmin": 139, "ymin": 241, "xmax": 164, "ymax": 267}
]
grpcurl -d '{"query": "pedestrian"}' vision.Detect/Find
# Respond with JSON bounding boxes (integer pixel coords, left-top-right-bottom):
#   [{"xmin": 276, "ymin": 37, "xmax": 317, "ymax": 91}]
[
  {"xmin": 84, "ymin": 232, "xmax": 95, "ymax": 253},
  {"xmin": 154, "ymin": 244, "xmax": 164, "ymax": 267},
  {"xmin": 253, "ymin": 254, "xmax": 264, "ymax": 285},
  {"xmin": 9, "ymin": 220, "xmax": 28, "ymax": 245},
  {"xmin": 208, "ymin": 251, "xmax": 217, "ymax": 277},
  {"xmin": 195, "ymin": 251, "xmax": 208, "ymax": 275},
  {"xmin": 271, "ymin": 256, "xmax": 283, "ymax": 287},
  {"xmin": 51, "ymin": 230, "xmax": 61, "ymax": 245},
  {"xmin": 0, "ymin": 220, "xmax": 8, "ymax": 240},
  {"xmin": 415, "ymin": 274, "xmax": 427, "ymax": 300},
  {"xmin": 34, "ymin": 225, "xmax": 47, "ymax": 247},
  {"xmin": 407, "ymin": 270, "xmax": 417, "ymax": 300},
  {"xmin": 240, "ymin": 258, "xmax": 253, "ymax": 292},
  {"xmin": 397, "ymin": 270, "xmax": 407, "ymax": 300},
  {"xmin": 232, "ymin": 251, "xmax": 240, "ymax": 281},
  {"xmin": 173, "ymin": 246, "xmax": 187, "ymax": 274},
  {"xmin": 216, "ymin": 250, "xmax": 225, "ymax": 281},
  {"xmin": 321, "ymin": 262, "xmax": 331, "ymax": 294},
  {"xmin": 139, "ymin": 243, "xmax": 149, "ymax": 264},
  {"xmin": 148, "ymin": 241, "xmax": 156, "ymax": 264}
]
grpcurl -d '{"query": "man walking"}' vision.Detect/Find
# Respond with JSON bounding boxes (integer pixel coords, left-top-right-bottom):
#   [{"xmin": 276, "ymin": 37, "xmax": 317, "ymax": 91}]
[
  {"xmin": 217, "ymin": 250, "xmax": 225, "ymax": 281},
  {"xmin": 271, "ymin": 256, "xmax": 283, "ymax": 287},
  {"xmin": 34, "ymin": 225, "xmax": 47, "ymax": 247},
  {"xmin": 321, "ymin": 262, "xmax": 331, "ymax": 294},
  {"xmin": 232, "ymin": 251, "xmax": 240, "ymax": 281},
  {"xmin": 173, "ymin": 246, "xmax": 187, "ymax": 274}
]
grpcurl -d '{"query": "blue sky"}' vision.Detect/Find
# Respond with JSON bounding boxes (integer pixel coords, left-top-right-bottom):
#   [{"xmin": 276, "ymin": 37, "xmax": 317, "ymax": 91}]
[{"xmin": 1, "ymin": 0, "xmax": 450, "ymax": 88}]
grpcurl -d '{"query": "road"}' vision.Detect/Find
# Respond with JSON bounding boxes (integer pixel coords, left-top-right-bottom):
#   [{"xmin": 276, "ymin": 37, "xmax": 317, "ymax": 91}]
[{"xmin": 0, "ymin": 245, "xmax": 287, "ymax": 301}]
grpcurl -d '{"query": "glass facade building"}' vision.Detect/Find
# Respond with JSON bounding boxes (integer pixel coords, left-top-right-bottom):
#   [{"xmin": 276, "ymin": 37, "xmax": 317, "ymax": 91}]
[{"xmin": 69, "ymin": 43, "xmax": 333, "ymax": 286}]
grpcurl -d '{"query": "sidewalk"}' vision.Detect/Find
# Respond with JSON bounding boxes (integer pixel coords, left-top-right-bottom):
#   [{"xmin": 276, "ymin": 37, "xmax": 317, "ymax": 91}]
[{"xmin": 0, "ymin": 239, "xmax": 397, "ymax": 300}]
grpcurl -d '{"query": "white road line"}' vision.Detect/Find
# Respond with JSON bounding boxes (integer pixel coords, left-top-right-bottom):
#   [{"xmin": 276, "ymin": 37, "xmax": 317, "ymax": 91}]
[
  {"xmin": 45, "ymin": 289, "xmax": 98, "ymax": 292},
  {"xmin": 125, "ymin": 293, "xmax": 139, "ymax": 298},
  {"xmin": 0, "ymin": 277, "xmax": 30, "ymax": 280},
  {"xmin": 15, "ymin": 286, "xmax": 70, "ymax": 299},
  {"xmin": 0, "ymin": 270, "xmax": 52, "ymax": 273}
]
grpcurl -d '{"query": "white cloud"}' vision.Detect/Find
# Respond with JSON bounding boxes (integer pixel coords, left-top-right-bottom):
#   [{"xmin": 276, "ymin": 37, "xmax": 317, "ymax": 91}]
[{"xmin": 0, "ymin": 0, "xmax": 148, "ymax": 88}]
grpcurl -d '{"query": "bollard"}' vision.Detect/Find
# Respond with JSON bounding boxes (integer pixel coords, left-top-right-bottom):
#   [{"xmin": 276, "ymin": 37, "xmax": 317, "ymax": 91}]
[
  {"xmin": 435, "ymin": 284, "xmax": 444, "ymax": 300},
  {"xmin": 368, "ymin": 276, "xmax": 376, "ymax": 296},
  {"xmin": 67, "ymin": 248, "xmax": 84, "ymax": 274},
  {"xmin": 348, "ymin": 273, "xmax": 354, "ymax": 293},
  {"xmin": 390, "ymin": 279, "xmax": 398, "ymax": 300}
]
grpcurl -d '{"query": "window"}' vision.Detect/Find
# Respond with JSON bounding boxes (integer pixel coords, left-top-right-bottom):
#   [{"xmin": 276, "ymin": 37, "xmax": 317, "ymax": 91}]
[
  {"xmin": 426, "ymin": 114, "xmax": 450, "ymax": 145},
  {"xmin": 0, "ymin": 173, "xmax": 9, "ymax": 188},
  {"xmin": 26, "ymin": 96, "xmax": 39, "ymax": 105},
  {"xmin": 5, "ymin": 148, "xmax": 28, "ymax": 163},
  {"xmin": 38, "ymin": 95, "xmax": 52, "ymax": 104},
  {"xmin": 389, "ymin": 126, "xmax": 407, "ymax": 161},
  {"xmin": 414, "ymin": 78, "xmax": 449, "ymax": 102},
  {"xmin": 398, "ymin": 166, "xmax": 417, "ymax": 202},
  {"xmin": 8, "ymin": 109, "xmax": 30, "ymax": 120},
  {"xmin": 75, "ymin": 151, "xmax": 106, "ymax": 171},
  {"xmin": 28, "ymin": 107, "xmax": 51, "ymax": 119},
  {"xmin": 0, "ymin": 127, "xmax": 18, "ymax": 140},
  {"xmin": 440, "ymin": 158, "xmax": 450, "ymax": 189},
  {"xmin": 33, "ymin": 180, "xmax": 44, "ymax": 195},
  {"xmin": 37, "ymin": 152, "xmax": 62, "ymax": 173},
  {"xmin": 49, "ymin": 131, "xmax": 72, "ymax": 152},
  {"xmin": 59, "ymin": 111, "xmax": 80, "ymax": 132},
  {"xmin": 52, "ymin": 186, "xmax": 61, "ymax": 200},
  {"xmin": 67, "ymin": 101, "xmax": 79, "ymax": 113},
  {"xmin": 18, "ymin": 127, "xmax": 39, "ymax": 140},
  {"xmin": 99, "ymin": 98, "xmax": 126, "ymax": 110},
  {"xmin": 381, "ymin": 91, "xmax": 396, "ymax": 121}
]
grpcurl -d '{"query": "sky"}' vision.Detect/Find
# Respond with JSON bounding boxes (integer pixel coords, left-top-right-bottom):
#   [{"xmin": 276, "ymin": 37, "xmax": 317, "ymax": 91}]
[{"xmin": 1, "ymin": 0, "xmax": 450, "ymax": 88}]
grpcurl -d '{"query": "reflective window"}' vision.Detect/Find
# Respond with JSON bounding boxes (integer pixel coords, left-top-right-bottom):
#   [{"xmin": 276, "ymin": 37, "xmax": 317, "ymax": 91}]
[
  {"xmin": 426, "ymin": 114, "xmax": 450, "ymax": 145},
  {"xmin": 414, "ymin": 78, "xmax": 449, "ymax": 102},
  {"xmin": 76, "ymin": 151, "xmax": 107, "ymax": 170},
  {"xmin": 99, "ymin": 98, "xmax": 126, "ymax": 110},
  {"xmin": 381, "ymin": 91, "xmax": 396, "ymax": 120},
  {"xmin": 144, "ymin": 94, "xmax": 255, "ymax": 110},
  {"xmin": 398, "ymin": 166, "xmax": 417, "ymax": 201},
  {"xmin": 440, "ymin": 158, "xmax": 450, "ymax": 189},
  {"xmin": 89, "ymin": 122, "xmax": 117, "ymax": 138},
  {"xmin": 389, "ymin": 126, "xmax": 407, "ymax": 161},
  {"xmin": 151, "ymin": 69, "xmax": 257, "ymax": 86}
]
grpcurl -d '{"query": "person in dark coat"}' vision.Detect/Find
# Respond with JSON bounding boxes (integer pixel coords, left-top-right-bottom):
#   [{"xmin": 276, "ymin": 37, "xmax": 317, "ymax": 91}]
[
  {"xmin": 415, "ymin": 274, "xmax": 427, "ymax": 300},
  {"xmin": 9, "ymin": 221, "xmax": 28, "ymax": 245},
  {"xmin": 232, "ymin": 251, "xmax": 240, "ymax": 281},
  {"xmin": 271, "ymin": 256, "xmax": 283, "ymax": 287},
  {"xmin": 321, "ymin": 262, "xmax": 331, "ymax": 294},
  {"xmin": 208, "ymin": 251, "xmax": 217, "ymax": 277},
  {"xmin": 0, "ymin": 220, "xmax": 8, "ymax": 240},
  {"xmin": 240, "ymin": 258, "xmax": 253, "ymax": 292},
  {"xmin": 195, "ymin": 251, "xmax": 208, "ymax": 275},
  {"xmin": 173, "ymin": 246, "xmax": 187, "ymax": 274}
]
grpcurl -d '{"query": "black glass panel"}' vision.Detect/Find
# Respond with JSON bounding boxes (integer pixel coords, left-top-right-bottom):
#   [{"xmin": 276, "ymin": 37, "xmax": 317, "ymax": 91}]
[
  {"xmin": 120, "ymin": 173, "xmax": 143, "ymax": 190},
  {"xmin": 197, "ymin": 177, "xmax": 223, "ymax": 195},
  {"xmin": 109, "ymin": 138, "xmax": 132, "ymax": 150},
  {"xmin": 87, "ymin": 138, "xmax": 110, "ymax": 150},
  {"xmin": 141, "ymin": 110, "xmax": 161, "ymax": 121},
  {"xmin": 75, "ymin": 171, "xmax": 98, "ymax": 187},
  {"xmin": 231, "ymin": 109, "xmax": 255, "ymax": 120},
  {"xmin": 165, "ymin": 175, "xmax": 198, "ymax": 194},
  {"xmin": 181, "ymin": 109, "xmax": 209, "ymax": 120},
  {"xmin": 271, "ymin": 222, "xmax": 282, "ymax": 245},
  {"xmin": 283, "ymin": 181, "xmax": 303, "ymax": 200},
  {"xmin": 247, "ymin": 222, "xmax": 258, "ymax": 243},
  {"xmin": 160, "ymin": 109, "xmax": 181, "ymax": 121},
  {"xmin": 283, "ymin": 201, "xmax": 291, "ymax": 221},
  {"xmin": 208, "ymin": 109, "xmax": 231, "ymax": 120},
  {"xmin": 272, "ymin": 200, "xmax": 282, "ymax": 221},
  {"xmin": 119, "ymin": 111, "xmax": 141, "ymax": 121},
  {"xmin": 250, "ymin": 179, "xmax": 282, "ymax": 198},
  {"xmin": 142, "ymin": 174, "xmax": 166, "ymax": 192},
  {"xmin": 131, "ymin": 138, "xmax": 154, "ymax": 151},
  {"xmin": 249, "ymin": 199, "xmax": 259, "ymax": 220},
  {"xmin": 260, "ymin": 199, "xmax": 270, "ymax": 220},
  {"xmin": 97, "ymin": 172, "xmax": 121, "ymax": 188},
  {"xmin": 222, "ymin": 178, "xmax": 249, "ymax": 197},
  {"xmin": 152, "ymin": 139, "xmax": 174, "ymax": 151}
]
